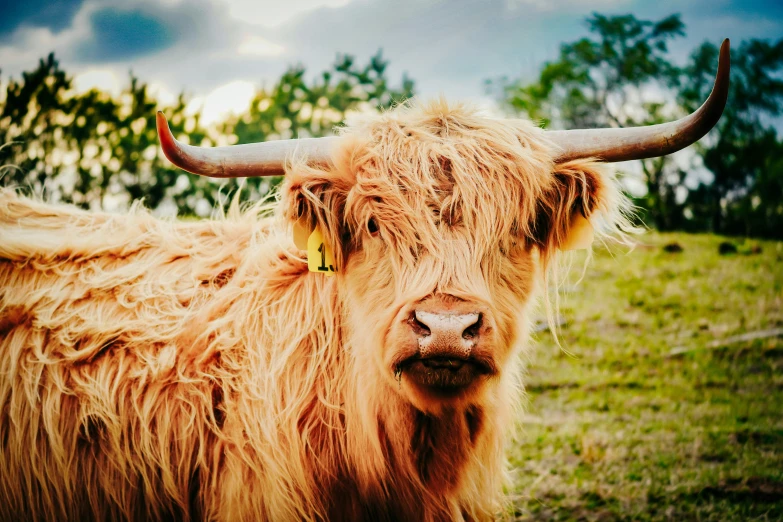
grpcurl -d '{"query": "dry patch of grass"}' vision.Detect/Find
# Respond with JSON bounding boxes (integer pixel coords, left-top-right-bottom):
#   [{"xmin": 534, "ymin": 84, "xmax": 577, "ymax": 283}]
[{"xmin": 511, "ymin": 233, "xmax": 783, "ymax": 521}]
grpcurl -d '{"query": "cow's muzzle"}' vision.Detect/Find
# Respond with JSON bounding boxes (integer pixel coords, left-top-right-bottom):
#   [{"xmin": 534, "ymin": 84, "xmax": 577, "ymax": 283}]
[{"xmin": 392, "ymin": 299, "xmax": 498, "ymax": 396}]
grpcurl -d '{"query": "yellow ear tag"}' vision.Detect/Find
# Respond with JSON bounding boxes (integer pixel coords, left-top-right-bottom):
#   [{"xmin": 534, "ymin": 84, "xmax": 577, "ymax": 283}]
[
  {"xmin": 307, "ymin": 227, "xmax": 338, "ymax": 276},
  {"xmin": 293, "ymin": 219, "xmax": 310, "ymax": 250},
  {"xmin": 561, "ymin": 214, "xmax": 594, "ymax": 251}
]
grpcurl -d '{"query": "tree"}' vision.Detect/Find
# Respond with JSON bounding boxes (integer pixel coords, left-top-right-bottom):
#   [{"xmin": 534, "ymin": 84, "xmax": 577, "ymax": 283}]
[
  {"xmin": 493, "ymin": 14, "xmax": 783, "ymax": 237},
  {"xmin": 493, "ymin": 13, "xmax": 693, "ymax": 230},
  {"xmin": 679, "ymin": 39, "xmax": 783, "ymax": 238},
  {"xmin": 215, "ymin": 50, "xmax": 414, "ymax": 203},
  {"xmin": 0, "ymin": 53, "xmax": 197, "ymax": 211},
  {"xmin": 0, "ymin": 51, "xmax": 414, "ymax": 216},
  {"xmin": 498, "ymin": 14, "xmax": 683, "ymax": 128},
  {"xmin": 0, "ymin": 54, "xmax": 73, "ymax": 200}
]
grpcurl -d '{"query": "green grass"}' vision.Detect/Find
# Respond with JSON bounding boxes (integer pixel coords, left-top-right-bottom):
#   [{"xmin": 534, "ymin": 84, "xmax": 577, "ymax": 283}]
[{"xmin": 510, "ymin": 233, "xmax": 783, "ymax": 521}]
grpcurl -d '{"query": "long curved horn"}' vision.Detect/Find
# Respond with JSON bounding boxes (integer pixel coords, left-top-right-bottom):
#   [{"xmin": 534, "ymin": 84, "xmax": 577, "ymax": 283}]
[
  {"xmin": 156, "ymin": 112, "xmax": 339, "ymax": 177},
  {"xmin": 548, "ymin": 38, "xmax": 730, "ymax": 163}
]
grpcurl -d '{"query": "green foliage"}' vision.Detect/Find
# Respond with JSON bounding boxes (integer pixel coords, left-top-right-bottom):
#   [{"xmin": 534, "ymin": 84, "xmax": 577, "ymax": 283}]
[
  {"xmin": 498, "ymin": 13, "xmax": 684, "ymax": 129},
  {"xmin": 494, "ymin": 13, "xmax": 690, "ymax": 232},
  {"xmin": 0, "ymin": 51, "xmax": 414, "ymax": 215},
  {"xmin": 679, "ymin": 39, "xmax": 783, "ymax": 238},
  {"xmin": 217, "ymin": 49, "xmax": 414, "ymax": 201},
  {"xmin": 0, "ymin": 53, "xmax": 198, "ymax": 212},
  {"xmin": 494, "ymin": 13, "xmax": 783, "ymax": 239}
]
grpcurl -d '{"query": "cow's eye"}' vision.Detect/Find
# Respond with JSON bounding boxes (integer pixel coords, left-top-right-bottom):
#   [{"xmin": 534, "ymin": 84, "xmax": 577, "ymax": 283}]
[{"xmin": 367, "ymin": 218, "xmax": 379, "ymax": 236}]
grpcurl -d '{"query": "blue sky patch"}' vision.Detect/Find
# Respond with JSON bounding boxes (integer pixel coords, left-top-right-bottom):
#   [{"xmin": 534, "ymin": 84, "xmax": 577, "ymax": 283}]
[
  {"xmin": 76, "ymin": 8, "xmax": 177, "ymax": 62},
  {"xmin": 0, "ymin": 0, "xmax": 83, "ymax": 38}
]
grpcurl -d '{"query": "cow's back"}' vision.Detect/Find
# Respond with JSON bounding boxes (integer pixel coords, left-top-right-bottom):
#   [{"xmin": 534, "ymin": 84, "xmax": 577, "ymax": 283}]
[{"xmin": 0, "ymin": 190, "xmax": 272, "ymax": 521}]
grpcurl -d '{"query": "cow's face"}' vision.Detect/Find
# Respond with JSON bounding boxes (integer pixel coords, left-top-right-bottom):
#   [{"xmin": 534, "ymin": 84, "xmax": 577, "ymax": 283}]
[{"xmin": 283, "ymin": 101, "xmax": 620, "ymax": 413}]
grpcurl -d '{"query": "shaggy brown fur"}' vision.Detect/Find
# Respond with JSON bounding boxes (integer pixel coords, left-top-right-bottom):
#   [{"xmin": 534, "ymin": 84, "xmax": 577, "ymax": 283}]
[{"xmin": 0, "ymin": 100, "xmax": 628, "ymax": 521}]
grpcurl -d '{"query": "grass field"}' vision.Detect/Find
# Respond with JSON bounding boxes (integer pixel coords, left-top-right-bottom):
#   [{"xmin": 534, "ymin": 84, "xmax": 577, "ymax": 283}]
[{"xmin": 510, "ymin": 233, "xmax": 783, "ymax": 521}]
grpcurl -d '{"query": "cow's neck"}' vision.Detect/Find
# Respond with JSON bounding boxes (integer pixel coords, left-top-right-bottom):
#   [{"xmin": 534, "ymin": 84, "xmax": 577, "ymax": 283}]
[
  {"xmin": 395, "ymin": 400, "xmax": 485, "ymax": 491},
  {"xmin": 338, "ymin": 369, "xmax": 495, "ymax": 519}
]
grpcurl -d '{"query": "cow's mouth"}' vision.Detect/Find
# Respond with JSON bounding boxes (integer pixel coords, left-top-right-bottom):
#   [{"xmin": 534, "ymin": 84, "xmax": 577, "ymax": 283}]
[{"xmin": 395, "ymin": 354, "xmax": 495, "ymax": 394}]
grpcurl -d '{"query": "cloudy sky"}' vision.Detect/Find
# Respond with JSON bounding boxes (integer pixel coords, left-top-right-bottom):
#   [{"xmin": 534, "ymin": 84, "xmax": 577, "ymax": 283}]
[{"xmin": 1, "ymin": 0, "xmax": 781, "ymax": 123}]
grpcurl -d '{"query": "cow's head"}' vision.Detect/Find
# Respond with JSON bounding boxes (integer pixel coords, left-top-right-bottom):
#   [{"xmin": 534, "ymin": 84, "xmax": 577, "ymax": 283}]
[
  {"xmin": 157, "ymin": 41, "xmax": 729, "ymax": 414},
  {"xmin": 275, "ymin": 103, "xmax": 631, "ymax": 412}
]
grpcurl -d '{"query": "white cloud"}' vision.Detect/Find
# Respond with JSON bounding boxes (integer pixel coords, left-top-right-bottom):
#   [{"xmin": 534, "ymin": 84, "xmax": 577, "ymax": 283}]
[
  {"xmin": 506, "ymin": 0, "xmax": 629, "ymax": 11},
  {"xmin": 147, "ymin": 81, "xmax": 180, "ymax": 106},
  {"xmin": 237, "ymin": 35, "xmax": 286, "ymax": 57},
  {"xmin": 188, "ymin": 80, "xmax": 256, "ymax": 125},
  {"xmin": 0, "ymin": 1, "xmax": 98, "ymax": 76},
  {"xmin": 219, "ymin": 0, "xmax": 354, "ymax": 28},
  {"xmin": 72, "ymin": 69, "xmax": 123, "ymax": 96},
  {"xmin": 0, "ymin": 27, "xmax": 63, "ymax": 73}
]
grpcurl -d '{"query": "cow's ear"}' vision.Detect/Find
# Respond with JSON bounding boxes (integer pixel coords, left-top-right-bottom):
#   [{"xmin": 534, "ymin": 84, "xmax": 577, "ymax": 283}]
[
  {"xmin": 533, "ymin": 160, "xmax": 620, "ymax": 253},
  {"xmin": 280, "ymin": 165, "xmax": 353, "ymax": 262}
]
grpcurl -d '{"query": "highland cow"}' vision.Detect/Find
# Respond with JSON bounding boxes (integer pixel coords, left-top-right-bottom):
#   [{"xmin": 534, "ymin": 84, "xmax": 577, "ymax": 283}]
[{"xmin": 0, "ymin": 41, "xmax": 729, "ymax": 521}]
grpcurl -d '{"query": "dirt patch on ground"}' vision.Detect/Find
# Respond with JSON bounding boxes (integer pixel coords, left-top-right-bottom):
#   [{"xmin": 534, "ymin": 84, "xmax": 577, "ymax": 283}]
[{"xmin": 698, "ymin": 477, "xmax": 783, "ymax": 503}]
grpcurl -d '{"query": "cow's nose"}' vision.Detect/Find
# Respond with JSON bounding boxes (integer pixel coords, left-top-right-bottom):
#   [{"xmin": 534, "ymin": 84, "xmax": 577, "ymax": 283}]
[{"xmin": 412, "ymin": 310, "xmax": 482, "ymax": 357}]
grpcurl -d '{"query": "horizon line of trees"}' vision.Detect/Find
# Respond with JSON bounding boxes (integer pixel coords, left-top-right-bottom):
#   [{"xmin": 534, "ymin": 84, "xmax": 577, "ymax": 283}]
[{"xmin": 1, "ymin": 13, "xmax": 781, "ymax": 238}]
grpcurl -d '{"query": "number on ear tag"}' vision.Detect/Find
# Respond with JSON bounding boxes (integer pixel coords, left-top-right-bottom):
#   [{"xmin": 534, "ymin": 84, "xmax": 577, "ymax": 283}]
[
  {"xmin": 561, "ymin": 214, "xmax": 594, "ymax": 251},
  {"xmin": 307, "ymin": 227, "xmax": 338, "ymax": 275}
]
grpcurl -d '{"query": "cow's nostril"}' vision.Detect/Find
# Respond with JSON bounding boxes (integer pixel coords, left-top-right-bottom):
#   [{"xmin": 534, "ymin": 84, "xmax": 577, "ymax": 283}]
[
  {"xmin": 462, "ymin": 313, "xmax": 482, "ymax": 340},
  {"xmin": 409, "ymin": 313, "xmax": 431, "ymax": 337}
]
